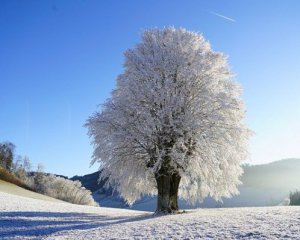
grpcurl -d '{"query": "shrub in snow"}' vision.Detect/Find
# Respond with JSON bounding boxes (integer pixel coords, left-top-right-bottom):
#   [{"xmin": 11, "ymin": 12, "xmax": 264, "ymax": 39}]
[
  {"xmin": 37, "ymin": 174, "xmax": 98, "ymax": 206},
  {"xmin": 279, "ymin": 198, "xmax": 290, "ymax": 206},
  {"xmin": 86, "ymin": 27, "xmax": 250, "ymax": 213}
]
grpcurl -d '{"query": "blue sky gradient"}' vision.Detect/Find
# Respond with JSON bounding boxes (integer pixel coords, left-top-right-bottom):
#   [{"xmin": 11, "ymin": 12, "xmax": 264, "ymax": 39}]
[{"xmin": 1, "ymin": 0, "xmax": 300, "ymax": 177}]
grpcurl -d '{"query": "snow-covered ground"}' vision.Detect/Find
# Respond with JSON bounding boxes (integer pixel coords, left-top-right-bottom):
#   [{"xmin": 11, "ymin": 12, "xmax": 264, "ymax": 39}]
[{"xmin": 1, "ymin": 191, "xmax": 300, "ymax": 239}]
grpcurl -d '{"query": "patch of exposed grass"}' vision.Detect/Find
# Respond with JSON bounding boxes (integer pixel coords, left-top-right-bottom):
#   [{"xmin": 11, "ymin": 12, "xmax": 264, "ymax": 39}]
[{"xmin": 0, "ymin": 167, "xmax": 31, "ymax": 190}]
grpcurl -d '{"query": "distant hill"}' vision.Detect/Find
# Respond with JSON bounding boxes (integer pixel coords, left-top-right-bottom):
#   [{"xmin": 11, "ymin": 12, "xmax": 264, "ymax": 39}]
[
  {"xmin": 71, "ymin": 159, "xmax": 300, "ymax": 211},
  {"xmin": 70, "ymin": 170, "xmax": 125, "ymax": 207},
  {"xmin": 241, "ymin": 158, "xmax": 300, "ymax": 190},
  {"xmin": 71, "ymin": 171, "xmax": 104, "ymax": 192}
]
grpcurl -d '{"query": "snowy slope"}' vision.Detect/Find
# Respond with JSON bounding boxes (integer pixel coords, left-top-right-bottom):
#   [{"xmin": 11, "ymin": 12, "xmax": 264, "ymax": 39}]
[
  {"xmin": 1, "ymin": 191, "xmax": 300, "ymax": 239},
  {"xmin": 0, "ymin": 180, "xmax": 63, "ymax": 203}
]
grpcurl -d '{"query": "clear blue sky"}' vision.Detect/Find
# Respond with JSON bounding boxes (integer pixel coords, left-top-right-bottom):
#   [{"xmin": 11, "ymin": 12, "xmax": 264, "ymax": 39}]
[{"xmin": 1, "ymin": 0, "xmax": 300, "ymax": 177}]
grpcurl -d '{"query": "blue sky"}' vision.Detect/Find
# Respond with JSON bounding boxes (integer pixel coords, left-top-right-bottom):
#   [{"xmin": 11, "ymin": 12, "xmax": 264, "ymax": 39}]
[{"xmin": 1, "ymin": 0, "xmax": 300, "ymax": 177}]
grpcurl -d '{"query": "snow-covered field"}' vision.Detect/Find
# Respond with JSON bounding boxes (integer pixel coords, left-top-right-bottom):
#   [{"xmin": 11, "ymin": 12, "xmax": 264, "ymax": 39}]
[{"xmin": 1, "ymin": 191, "xmax": 300, "ymax": 239}]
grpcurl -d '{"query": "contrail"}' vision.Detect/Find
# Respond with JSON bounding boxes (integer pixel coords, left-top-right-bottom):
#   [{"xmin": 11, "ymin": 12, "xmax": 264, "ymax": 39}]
[
  {"xmin": 209, "ymin": 11, "xmax": 236, "ymax": 22},
  {"xmin": 26, "ymin": 100, "xmax": 30, "ymax": 139},
  {"xmin": 24, "ymin": 100, "xmax": 30, "ymax": 151},
  {"xmin": 66, "ymin": 100, "xmax": 72, "ymax": 142}
]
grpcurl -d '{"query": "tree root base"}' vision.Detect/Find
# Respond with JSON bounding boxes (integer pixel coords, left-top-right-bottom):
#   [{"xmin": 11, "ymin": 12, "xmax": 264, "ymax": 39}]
[{"xmin": 154, "ymin": 209, "xmax": 187, "ymax": 215}]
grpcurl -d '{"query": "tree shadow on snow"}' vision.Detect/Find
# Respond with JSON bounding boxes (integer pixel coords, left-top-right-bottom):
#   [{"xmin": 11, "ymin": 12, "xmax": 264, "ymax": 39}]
[{"xmin": 0, "ymin": 211, "xmax": 155, "ymax": 238}]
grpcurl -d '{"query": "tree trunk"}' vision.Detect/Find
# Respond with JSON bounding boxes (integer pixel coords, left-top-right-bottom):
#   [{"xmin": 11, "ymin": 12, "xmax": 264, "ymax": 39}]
[{"xmin": 155, "ymin": 172, "xmax": 181, "ymax": 213}]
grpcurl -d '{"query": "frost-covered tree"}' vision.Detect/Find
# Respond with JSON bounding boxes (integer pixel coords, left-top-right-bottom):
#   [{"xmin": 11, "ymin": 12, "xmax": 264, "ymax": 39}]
[
  {"xmin": 33, "ymin": 163, "xmax": 45, "ymax": 193},
  {"xmin": 0, "ymin": 142, "xmax": 15, "ymax": 171},
  {"xmin": 290, "ymin": 190, "xmax": 300, "ymax": 206},
  {"xmin": 12, "ymin": 156, "xmax": 34, "ymax": 188},
  {"xmin": 86, "ymin": 28, "xmax": 250, "ymax": 213},
  {"xmin": 22, "ymin": 156, "xmax": 31, "ymax": 173}
]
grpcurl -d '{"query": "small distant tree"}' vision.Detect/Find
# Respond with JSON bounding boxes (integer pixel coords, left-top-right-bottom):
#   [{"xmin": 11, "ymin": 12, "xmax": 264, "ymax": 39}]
[
  {"xmin": 33, "ymin": 163, "xmax": 45, "ymax": 193},
  {"xmin": 12, "ymin": 155, "xmax": 22, "ymax": 173},
  {"xmin": 22, "ymin": 156, "xmax": 32, "ymax": 173},
  {"xmin": 12, "ymin": 156, "xmax": 34, "ymax": 188},
  {"xmin": 13, "ymin": 155, "xmax": 27, "ymax": 181},
  {"xmin": 0, "ymin": 142, "xmax": 15, "ymax": 171},
  {"xmin": 290, "ymin": 190, "xmax": 300, "ymax": 205},
  {"xmin": 86, "ymin": 28, "xmax": 250, "ymax": 213}
]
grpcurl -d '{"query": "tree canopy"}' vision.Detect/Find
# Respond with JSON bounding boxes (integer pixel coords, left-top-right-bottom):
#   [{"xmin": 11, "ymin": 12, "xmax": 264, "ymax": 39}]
[{"xmin": 86, "ymin": 27, "xmax": 250, "ymax": 212}]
